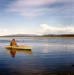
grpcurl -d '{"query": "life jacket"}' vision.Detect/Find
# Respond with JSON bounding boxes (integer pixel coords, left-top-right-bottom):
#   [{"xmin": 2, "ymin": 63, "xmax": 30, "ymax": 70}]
[{"xmin": 10, "ymin": 40, "xmax": 17, "ymax": 46}]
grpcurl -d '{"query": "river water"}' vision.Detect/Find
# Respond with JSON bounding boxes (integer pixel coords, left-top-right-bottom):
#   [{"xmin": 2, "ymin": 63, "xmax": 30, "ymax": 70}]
[{"xmin": 0, "ymin": 37, "xmax": 74, "ymax": 75}]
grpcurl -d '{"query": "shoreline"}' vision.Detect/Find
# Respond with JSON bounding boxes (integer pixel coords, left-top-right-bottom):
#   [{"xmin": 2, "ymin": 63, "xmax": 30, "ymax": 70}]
[{"xmin": 0, "ymin": 36, "xmax": 74, "ymax": 38}]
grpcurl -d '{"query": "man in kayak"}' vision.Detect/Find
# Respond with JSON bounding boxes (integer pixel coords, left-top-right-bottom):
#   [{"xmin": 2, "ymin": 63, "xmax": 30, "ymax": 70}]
[{"xmin": 10, "ymin": 39, "xmax": 17, "ymax": 46}]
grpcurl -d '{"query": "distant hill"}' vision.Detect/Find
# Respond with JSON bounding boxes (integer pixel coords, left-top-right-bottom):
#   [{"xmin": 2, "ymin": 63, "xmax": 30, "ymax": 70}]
[
  {"xmin": 0, "ymin": 34, "xmax": 39, "ymax": 37},
  {"xmin": 42, "ymin": 34, "xmax": 74, "ymax": 37},
  {"xmin": 0, "ymin": 34, "xmax": 74, "ymax": 37}
]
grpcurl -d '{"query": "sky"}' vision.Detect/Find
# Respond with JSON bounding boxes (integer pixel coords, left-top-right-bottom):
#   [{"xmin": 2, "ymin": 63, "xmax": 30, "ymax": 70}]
[{"xmin": 0, "ymin": 0, "xmax": 74, "ymax": 36}]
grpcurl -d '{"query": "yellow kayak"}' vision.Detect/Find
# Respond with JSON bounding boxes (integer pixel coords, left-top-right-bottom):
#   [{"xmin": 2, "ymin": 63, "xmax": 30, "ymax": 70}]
[
  {"xmin": 5, "ymin": 45, "xmax": 32, "ymax": 50},
  {"xmin": 6, "ymin": 48, "xmax": 32, "ymax": 54}
]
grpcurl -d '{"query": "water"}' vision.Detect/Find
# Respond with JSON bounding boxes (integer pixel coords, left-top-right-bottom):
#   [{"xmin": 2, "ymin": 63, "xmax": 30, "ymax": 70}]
[{"xmin": 0, "ymin": 37, "xmax": 74, "ymax": 75}]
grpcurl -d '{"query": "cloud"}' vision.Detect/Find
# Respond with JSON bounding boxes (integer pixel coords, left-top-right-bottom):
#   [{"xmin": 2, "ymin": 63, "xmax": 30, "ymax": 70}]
[
  {"xmin": 6, "ymin": 0, "xmax": 74, "ymax": 16},
  {"xmin": 37, "ymin": 24, "xmax": 74, "ymax": 34},
  {"xmin": 0, "ymin": 28, "xmax": 8, "ymax": 36},
  {"xmin": 0, "ymin": 24, "xmax": 74, "ymax": 36}
]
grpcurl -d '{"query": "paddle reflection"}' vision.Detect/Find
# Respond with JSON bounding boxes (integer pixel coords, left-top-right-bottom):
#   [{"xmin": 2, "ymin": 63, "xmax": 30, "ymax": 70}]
[{"xmin": 6, "ymin": 49, "xmax": 32, "ymax": 58}]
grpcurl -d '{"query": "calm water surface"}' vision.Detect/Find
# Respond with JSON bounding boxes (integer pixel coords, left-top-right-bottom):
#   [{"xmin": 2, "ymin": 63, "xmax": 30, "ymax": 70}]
[{"xmin": 0, "ymin": 37, "xmax": 74, "ymax": 75}]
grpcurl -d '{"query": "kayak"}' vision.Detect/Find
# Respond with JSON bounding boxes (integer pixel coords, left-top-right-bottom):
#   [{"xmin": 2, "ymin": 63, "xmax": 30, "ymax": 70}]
[
  {"xmin": 6, "ymin": 48, "xmax": 32, "ymax": 54},
  {"xmin": 5, "ymin": 45, "xmax": 32, "ymax": 50}
]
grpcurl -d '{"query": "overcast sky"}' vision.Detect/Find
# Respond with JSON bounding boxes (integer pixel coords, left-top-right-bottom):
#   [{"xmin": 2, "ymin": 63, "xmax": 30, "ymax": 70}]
[{"xmin": 0, "ymin": 0, "xmax": 74, "ymax": 35}]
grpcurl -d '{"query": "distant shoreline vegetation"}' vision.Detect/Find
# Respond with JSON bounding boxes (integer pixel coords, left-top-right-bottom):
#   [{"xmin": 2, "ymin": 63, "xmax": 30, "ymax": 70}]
[{"xmin": 0, "ymin": 34, "xmax": 74, "ymax": 37}]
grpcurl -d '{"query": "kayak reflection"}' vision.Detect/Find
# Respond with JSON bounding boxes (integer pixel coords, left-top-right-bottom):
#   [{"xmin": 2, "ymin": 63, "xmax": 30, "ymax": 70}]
[{"xmin": 6, "ymin": 49, "xmax": 32, "ymax": 58}]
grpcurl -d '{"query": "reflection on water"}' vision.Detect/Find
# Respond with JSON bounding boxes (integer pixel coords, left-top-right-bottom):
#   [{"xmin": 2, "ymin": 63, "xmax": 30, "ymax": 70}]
[
  {"xmin": 10, "ymin": 49, "xmax": 16, "ymax": 58},
  {"xmin": 6, "ymin": 49, "xmax": 32, "ymax": 58}
]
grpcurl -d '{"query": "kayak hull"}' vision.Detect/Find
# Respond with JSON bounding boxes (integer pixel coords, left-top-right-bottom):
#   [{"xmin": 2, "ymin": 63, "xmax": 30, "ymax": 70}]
[{"xmin": 5, "ymin": 45, "xmax": 32, "ymax": 50}]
